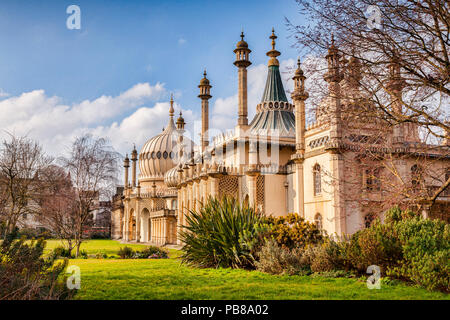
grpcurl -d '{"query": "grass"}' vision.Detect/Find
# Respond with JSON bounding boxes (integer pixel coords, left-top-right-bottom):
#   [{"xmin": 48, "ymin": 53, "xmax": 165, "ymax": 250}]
[
  {"xmin": 42, "ymin": 239, "xmax": 180, "ymax": 257},
  {"xmin": 62, "ymin": 241, "xmax": 449, "ymax": 300}
]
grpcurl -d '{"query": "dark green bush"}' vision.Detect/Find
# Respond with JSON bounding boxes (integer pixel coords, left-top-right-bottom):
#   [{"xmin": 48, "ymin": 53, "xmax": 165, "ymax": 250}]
[
  {"xmin": 0, "ymin": 236, "xmax": 73, "ymax": 300},
  {"xmin": 344, "ymin": 220, "xmax": 403, "ymax": 273},
  {"xmin": 180, "ymin": 196, "xmax": 269, "ymax": 269},
  {"xmin": 266, "ymin": 213, "xmax": 323, "ymax": 249},
  {"xmin": 90, "ymin": 232, "xmax": 110, "ymax": 239},
  {"xmin": 117, "ymin": 246, "xmax": 169, "ymax": 259},
  {"xmin": 135, "ymin": 246, "xmax": 169, "ymax": 259},
  {"xmin": 52, "ymin": 246, "xmax": 74, "ymax": 259},
  {"xmin": 117, "ymin": 246, "xmax": 134, "ymax": 259},
  {"xmin": 255, "ymin": 239, "xmax": 310, "ymax": 276},
  {"xmin": 387, "ymin": 217, "xmax": 449, "ymax": 292}
]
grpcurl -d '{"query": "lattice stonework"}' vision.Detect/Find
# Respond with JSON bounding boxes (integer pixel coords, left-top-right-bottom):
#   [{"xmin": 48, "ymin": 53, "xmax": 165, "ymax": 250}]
[
  {"xmin": 241, "ymin": 175, "xmax": 249, "ymax": 199},
  {"xmin": 256, "ymin": 175, "xmax": 265, "ymax": 213},
  {"xmin": 154, "ymin": 198, "xmax": 165, "ymax": 211},
  {"xmin": 218, "ymin": 176, "xmax": 239, "ymax": 199}
]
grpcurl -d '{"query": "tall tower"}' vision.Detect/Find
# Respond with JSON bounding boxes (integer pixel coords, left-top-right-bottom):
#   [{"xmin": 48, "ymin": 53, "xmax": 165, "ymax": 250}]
[
  {"xmin": 131, "ymin": 145, "xmax": 138, "ymax": 187},
  {"xmin": 176, "ymin": 111, "xmax": 186, "ymax": 162},
  {"xmin": 324, "ymin": 34, "xmax": 346, "ymax": 235},
  {"xmin": 291, "ymin": 58, "xmax": 309, "ymax": 217},
  {"xmin": 292, "ymin": 58, "xmax": 308, "ymax": 154},
  {"xmin": 123, "ymin": 154, "xmax": 130, "ymax": 188},
  {"xmin": 387, "ymin": 55, "xmax": 406, "ymax": 145},
  {"xmin": 198, "ymin": 70, "xmax": 212, "ymax": 152},
  {"xmin": 324, "ymin": 34, "xmax": 344, "ymax": 146},
  {"xmin": 234, "ymin": 31, "xmax": 252, "ymax": 127}
]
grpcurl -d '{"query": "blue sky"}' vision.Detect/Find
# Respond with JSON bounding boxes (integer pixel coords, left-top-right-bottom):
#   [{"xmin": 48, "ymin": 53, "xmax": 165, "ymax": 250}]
[{"xmin": 0, "ymin": 0, "xmax": 305, "ymax": 155}]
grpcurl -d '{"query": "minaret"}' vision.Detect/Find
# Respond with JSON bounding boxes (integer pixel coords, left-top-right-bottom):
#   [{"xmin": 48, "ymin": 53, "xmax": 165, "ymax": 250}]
[
  {"xmin": 234, "ymin": 31, "xmax": 252, "ymax": 127},
  {"xmin": 123, "ymin": 154, "xmax": 130, "ymax": 188},
  {"xmin": 198, "ymin": 70, "xmax": 212, "ymax": 152},
  {"xmin": 387, "ymin": 55, "xmax": 407, "ymax": 145},
  {"xmin": 324, "ymin": 34, "xmax": 346, "ymax": 235},
  {"xmin": 176, "ymin": 111, "xmax": 186, "ymax": 163},
  {"xmin": 131, "ymin": 145, "xmax": 138, "ymax": 187},
  {"xmin": 169, "ymin": 93, "xmax": 175, "ymax": 118},
  {"xmin": 291, "ymin": 58, "xmax": 308, "ymax": 217},
  {"xmin": 292, "ymin": 58, "xmax": 308, "ymax": 154},
  {"xmin": 324, "ymin": 34, "xmax": 344, "ymax": 145}
]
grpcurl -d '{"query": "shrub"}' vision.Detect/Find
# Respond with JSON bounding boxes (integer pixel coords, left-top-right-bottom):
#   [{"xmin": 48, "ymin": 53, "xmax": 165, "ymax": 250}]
[
  {"xmin": 344, "ymin": 220, "xmax": 403, "ymax": 273},
  {"xmin": 180, "ymin": 196, "xmax": 269, "ymax": 269},
  {"xmin": 52, "ymin": 246, "xmax": 74, "ymax": 259},
  {"xmin": 117, "ymin": 246, "xmax": 134, "ymax": 259},
  {"xmin": 79, "ymin": 250, "xmax": 88, "ymax": 259},
  {"xmin": 255, "ymin": 239, "xmax": 310, "ymax": 276},
  {"xmin": 0, "ymin": 235, "xmax": 73, "ymax": 300},
  {"xmin": 135, "ymin": 246, "xmax": 169, "ymax": 259},
  {"xmin": 95, "ymin": 252, "xmax": 108, "ymax": 259},
  {"xmin": 266, "ymin": 213, "xmax": 323, "ymax": 249},
  {"xmin": 90, "ymin": 232, "xmax": 110, "ymax": 240},
  {"xmin": 387, "ymin": 217, "xmax": 449, "ymax": 292}
]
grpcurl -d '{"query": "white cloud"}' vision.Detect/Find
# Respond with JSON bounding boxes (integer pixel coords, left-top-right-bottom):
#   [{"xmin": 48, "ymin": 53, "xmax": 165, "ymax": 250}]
[
  {"xmin": 178, "ymin": 37, "xmax": 187, "ymax": 45},
  {"xmin": 0, "ymin": 89, "xmax": 9, "ymax": 98},
  {"xmin": 0, "ymin": 83, "xmax": 172, "ymax": 156},
  {"xmin": 0, "ymin": 58, "xmax": 298, "ymax": 163}
]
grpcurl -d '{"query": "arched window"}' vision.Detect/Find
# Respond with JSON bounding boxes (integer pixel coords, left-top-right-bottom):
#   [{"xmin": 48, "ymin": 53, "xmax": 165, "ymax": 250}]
[
  {"xmin": 171, "ymin": 199, "xmax": 177, "ymax": 210},
  {"xmin": 364, "ymin": 213, "xmax": 376, "ymax": 228},
  {"xmin": 366, "ymin": 168, "xmax": 381, "ymax": 191},
  {"xmin": 411, "ymin": 165, "xmax": 422, "ymax": 191},
  {"xmin": 314, "ymin": 213, "xmax": 323, "ymax": 230},
  {"xmin": 313, "ymin": 164, "xmax": 322, "ymax": 195}
]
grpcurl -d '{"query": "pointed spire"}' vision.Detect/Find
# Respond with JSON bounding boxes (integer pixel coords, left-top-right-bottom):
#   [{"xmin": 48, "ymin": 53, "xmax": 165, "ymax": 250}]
[
  {"xmin": 131, "ymin": 144, "xmax": 137, "ymax": 161},
  {"xmin": 266, "ymin": 28, "xmax": 281, "ymax": 67},
  {"xmin": 270, "ymin": 28, "xmax": 277, "ymax": 50},
  {"xmin": 169, "ymin": 93, "xmax": 175, "ymax": 117}
]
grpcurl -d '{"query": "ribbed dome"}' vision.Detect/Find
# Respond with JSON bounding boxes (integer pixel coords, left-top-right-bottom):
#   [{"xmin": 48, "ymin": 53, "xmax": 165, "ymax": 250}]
[
  {"xmin": 164, "ymin": 166, "xmax": 179, "ymax": 188},
  {"xmin": 249, "ymin": 49, "xmax": 295, "ymax": 139},
  {"xmin": 139, "ymin": 114, "xmax": 194, "ymax": 183}
]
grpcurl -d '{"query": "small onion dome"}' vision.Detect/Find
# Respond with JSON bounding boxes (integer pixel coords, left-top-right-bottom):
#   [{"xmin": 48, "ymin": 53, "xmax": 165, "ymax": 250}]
[
  {"xmin": 124, "ymin": 154, "xmax": 130, "ymax": 167},
  {"xmin": 176, "ymin": 111, "xmax": 185, "ymax": 129},
  {"xmin": 199, "ymin": 70, "xmax": 210, "ymax": 86},
  {"xmin": 236, "ymin": 31, "xmax": 248, "ymax": 48},
  {"xmin": 295, "ymin": 58, "xmax": 304, "ymax": 77},
  {"xmin": 164, "ymin": 166, "xmax": 179, "ymax": 188}
]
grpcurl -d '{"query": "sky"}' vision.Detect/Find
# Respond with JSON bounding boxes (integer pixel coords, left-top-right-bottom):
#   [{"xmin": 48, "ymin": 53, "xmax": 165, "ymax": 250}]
[{"xmin": 0, "ymin": 0, "xmax": 306, "ymax": 156}]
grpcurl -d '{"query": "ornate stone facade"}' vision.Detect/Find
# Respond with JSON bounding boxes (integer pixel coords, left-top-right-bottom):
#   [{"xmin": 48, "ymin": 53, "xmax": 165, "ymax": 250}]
[{"xmin": 111, "ymin": 30, "xmax": 449, "ymax": 245}]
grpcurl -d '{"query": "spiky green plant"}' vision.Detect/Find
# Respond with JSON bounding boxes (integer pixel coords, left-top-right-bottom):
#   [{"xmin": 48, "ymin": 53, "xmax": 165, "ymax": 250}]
[{"xmin": 180, "ymin": 196, "xmax": 269, "ymax": 269}]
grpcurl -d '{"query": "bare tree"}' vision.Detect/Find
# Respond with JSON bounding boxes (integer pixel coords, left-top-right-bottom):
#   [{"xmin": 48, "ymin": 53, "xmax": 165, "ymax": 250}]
[
  {"xmin": 60, "ymin": 135, "xmax": 119, "ymax": 257},
  {"xmin": 0, "ymin": 134, "xmax": 53, "ymax": 239},
  {"xmin": 288, "ymin": 0, "xmax": 449, "ymax": 135},
  {"xmin": 287, "ymin": 0, "xmax": 449, "ymax": 214},
  {"xmin": 38, "ymin": 165, "xmax": 78, "ymax": 254}
]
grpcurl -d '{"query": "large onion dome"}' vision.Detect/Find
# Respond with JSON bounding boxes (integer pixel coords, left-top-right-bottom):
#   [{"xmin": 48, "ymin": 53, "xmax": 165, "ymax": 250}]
[{"xmin": 138, "ymin": 97, "xmax": 194, "ymax": 184}]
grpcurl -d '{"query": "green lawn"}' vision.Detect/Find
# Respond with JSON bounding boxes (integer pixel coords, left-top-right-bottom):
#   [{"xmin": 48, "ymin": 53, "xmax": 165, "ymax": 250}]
[
  {"xmin": 42, "ymin": 239, "xmax": 180, "ymax": 257},
  {"xmin": 61, "ymin": 241, "xmax": 449, "ymax": 300}
]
